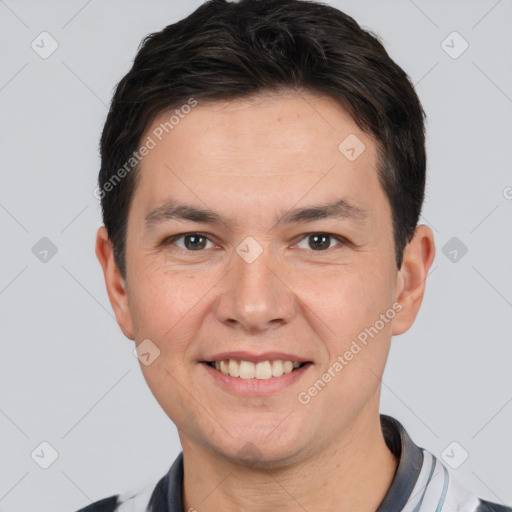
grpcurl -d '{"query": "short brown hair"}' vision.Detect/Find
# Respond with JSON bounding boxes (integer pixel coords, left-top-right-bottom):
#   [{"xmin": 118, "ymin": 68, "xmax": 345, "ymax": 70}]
[{"xmin": 98, "ymin": 0, "xmax": 426, "ymax": 278}]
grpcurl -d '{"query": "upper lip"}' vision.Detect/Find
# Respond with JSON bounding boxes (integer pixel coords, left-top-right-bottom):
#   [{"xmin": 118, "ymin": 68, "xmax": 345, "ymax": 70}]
[{"xmin": 202, "ymin": 351, "xmax": 311, "ymax": 364}]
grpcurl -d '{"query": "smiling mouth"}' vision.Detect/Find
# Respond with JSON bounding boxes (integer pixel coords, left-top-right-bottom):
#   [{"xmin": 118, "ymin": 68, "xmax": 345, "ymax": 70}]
[{"xmin": 204, "ymin": 359, "xmax": 310, "ymax": 379}]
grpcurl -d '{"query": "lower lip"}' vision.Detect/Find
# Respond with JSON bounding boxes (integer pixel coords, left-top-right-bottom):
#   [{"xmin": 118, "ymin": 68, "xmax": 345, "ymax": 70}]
[{"xmin": 202, "ymin": 362, "xmax": 312, "ymax": 396}]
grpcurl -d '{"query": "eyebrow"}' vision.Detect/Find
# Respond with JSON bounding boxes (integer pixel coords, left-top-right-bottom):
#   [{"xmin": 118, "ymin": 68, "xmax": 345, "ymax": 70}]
[{"xmin": 144, "ymin": 198, "xmax": 366, "ymax": 229}]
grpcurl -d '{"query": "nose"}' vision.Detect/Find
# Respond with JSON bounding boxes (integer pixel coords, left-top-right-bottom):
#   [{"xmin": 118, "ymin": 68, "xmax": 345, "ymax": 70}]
[{"xmin": 213, "ymin": 246, "xmax": 297, "ymax": 334}]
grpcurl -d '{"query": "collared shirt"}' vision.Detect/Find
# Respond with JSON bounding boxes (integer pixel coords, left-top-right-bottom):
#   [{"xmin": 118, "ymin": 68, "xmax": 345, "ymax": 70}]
[{"xmin": 76, "ymin": 415, "xmax": 511, "ymax": 512}]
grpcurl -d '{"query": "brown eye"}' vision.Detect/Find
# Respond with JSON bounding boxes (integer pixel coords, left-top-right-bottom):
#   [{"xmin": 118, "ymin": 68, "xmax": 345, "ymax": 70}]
[
  {"xmin": 183, "ymin": 234, "xmax": 208, "ymax": 250},
  {"xmin": 165, "ymin": 233, "xmax": 213, "ymax": 251},
  {"xmin": 296, "ymin": 233, "xmax": 345, "ymax": 251},
  {"xmin": 309, "ymin": 234, "xmax": 330, "ymax": 250}
]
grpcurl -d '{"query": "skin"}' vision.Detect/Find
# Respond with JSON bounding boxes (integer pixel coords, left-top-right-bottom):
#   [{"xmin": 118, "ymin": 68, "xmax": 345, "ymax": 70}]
[{"xmin": 96, "ymin": 90, "xmax": 435, "ymax": 511}]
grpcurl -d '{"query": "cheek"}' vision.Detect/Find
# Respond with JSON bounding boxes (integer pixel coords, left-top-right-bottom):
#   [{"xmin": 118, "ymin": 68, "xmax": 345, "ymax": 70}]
[
  {"xmin": 128, "ymin": 268, "xmax": 203, "ymax": 339},
  {"xmin": 139, "ymin": 356, "xmax": 197, "ymax": 432},
  {"xmin": 130, "ymin": 270, "xmax": 206, "ymax": 422},
  {"xmin": 291, "ymin": 261, "xmax": 396, "ymax": 340}
]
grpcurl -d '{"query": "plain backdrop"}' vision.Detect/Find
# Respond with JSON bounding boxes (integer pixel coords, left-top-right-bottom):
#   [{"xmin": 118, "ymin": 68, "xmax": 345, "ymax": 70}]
[{"xmin": 0, "ymin": 1, "xmax": 511, "ymax": 511}]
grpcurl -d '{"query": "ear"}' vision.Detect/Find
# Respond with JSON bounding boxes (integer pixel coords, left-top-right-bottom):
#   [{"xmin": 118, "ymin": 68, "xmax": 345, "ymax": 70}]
[
  {"xmin": 392, "ymin": 225, "xmax": 435, "ymax": 335},
  {"xmin": 95, "ymin": 226, "xmax": 135, "ymax": 340}
]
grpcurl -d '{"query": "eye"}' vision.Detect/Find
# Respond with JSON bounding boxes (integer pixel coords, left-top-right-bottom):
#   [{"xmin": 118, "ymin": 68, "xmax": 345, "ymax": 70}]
[
  {"xmin": 163, "ymin": 233, "xmax": 215, "ymax": 251},
  {"xmin": 162, "ymin": 232, "xmax": 348, "ymax": 253},
  {"xmin": 295, "ymin": 233, "xmax": 347, "ymax": 251}
]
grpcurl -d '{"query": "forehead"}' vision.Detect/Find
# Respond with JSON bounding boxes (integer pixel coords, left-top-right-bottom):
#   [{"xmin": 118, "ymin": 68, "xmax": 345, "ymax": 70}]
[
  {"xmin": 152, "ymin": 91, "xmax": 372, "ymax": 162},
  {"xmin": 129, "ymin": 90, "xmax": 385, "ymax": 227}
]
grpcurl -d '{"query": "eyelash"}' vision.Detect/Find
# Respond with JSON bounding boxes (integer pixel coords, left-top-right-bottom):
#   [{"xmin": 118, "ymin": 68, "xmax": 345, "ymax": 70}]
[{"xmin": 162, "ymin": 232, "xmax": 350, "ymax": 253}]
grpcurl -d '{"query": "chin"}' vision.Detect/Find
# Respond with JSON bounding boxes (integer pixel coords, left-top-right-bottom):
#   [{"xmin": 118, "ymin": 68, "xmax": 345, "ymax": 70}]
[
  {"xmin": 224, "ymin": 443, "xmax": 305, "ymax": 469},
  {"xmin": 207, "ymin": 421, "xmax": 313, "ymax": 469}
]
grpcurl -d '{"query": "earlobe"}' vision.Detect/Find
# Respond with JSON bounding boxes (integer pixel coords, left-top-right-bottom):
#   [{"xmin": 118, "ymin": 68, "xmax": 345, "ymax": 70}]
[
  {"xmin": 392, "ymin": 225, "xmax": 435, "ymax": 336},
  {"xmin": 95, "ymin": 226, "xmax": 135, "ymax": 340}
]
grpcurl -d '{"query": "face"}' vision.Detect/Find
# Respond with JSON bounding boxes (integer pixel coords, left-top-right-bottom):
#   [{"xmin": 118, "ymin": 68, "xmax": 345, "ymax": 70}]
[{"xmin": 97, "ymin": 90, "xmax": 431, "ymax": 467}]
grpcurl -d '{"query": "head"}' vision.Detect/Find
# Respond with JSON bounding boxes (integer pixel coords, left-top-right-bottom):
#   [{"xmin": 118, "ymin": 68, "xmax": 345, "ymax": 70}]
[{"xmin": 96, "ymin": 0, "xmax": 435, "ymax": 467}]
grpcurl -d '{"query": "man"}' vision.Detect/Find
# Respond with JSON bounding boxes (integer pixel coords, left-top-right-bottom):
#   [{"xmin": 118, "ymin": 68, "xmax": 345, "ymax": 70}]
[{"xmin": 86, "ymin": 0, "xmax": 511, "ymax": 510}]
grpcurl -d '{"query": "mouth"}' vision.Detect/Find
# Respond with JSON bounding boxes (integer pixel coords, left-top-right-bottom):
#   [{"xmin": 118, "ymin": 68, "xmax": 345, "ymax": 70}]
[{"xmin": 203, "ymin": 359, "xmax": 311, "ymax": 380}]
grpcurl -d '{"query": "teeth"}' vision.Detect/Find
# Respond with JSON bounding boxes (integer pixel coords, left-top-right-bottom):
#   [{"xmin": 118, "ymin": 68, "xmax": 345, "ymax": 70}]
[
  {"xmin": 255, "ymin": 361, "xmax": 272, "ymax": 380},
  {"xmin": 228, "ymin": 359, "xmax": 240, "ymax": 377},
  {"xmin": 283, "ymin": 361, "xmax": 294, "ymax": 374},
  {"xmin": 210, "ymin": 359, "xmax": 304, "ymax": 379},
  {"xmin": 239, "ymin": 360, "xmax": 255, "ymax": 379},
  {"xmin": 272, "ymin": 360, "xmax": 283, "ymax": 377},
  {"xmin": 220, "ymin": 360, "xmax": 229, "ymax": 375}
]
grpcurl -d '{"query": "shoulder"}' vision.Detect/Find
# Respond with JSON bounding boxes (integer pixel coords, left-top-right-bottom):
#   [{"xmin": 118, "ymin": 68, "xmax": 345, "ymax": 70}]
[
  {"xmin": 476, "ymin": 500, "xmax": 512, "ymax": 512},
  {"xmin": 73, "ymin": 485, "xmax": 154, "ymax": 512},
  {"xmin": 73, "ymin": 483, "xmax": 156, "ymax": 512},
  {"xmin": 72, "ymin": 476, "xmax": 156, "ymax": 512},
  {"xmin": 74, "ymin": 495, "xmax": 119, "ymax": 512},
  {"xmin": 421, "ymin": 450, "xmax": 512, "ymax": 512},
  {"xmin": 72, "ymin": 453, "xmax": 183, "ymax": 512}
]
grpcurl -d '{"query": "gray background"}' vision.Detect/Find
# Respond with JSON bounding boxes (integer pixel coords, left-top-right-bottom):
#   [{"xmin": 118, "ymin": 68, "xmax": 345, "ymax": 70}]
[{"xmin": 0, "ymin": 0, "xmax": 511, "ymax": 511}]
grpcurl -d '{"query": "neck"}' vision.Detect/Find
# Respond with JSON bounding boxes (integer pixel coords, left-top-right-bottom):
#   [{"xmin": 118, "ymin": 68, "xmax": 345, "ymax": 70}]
[{"xmin": 180, "ymin": 408, "xmax": 398, "ymax": 512}]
